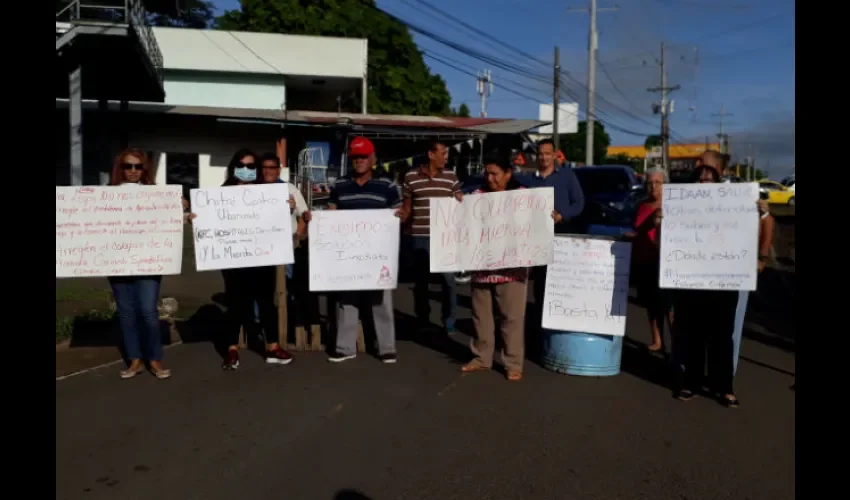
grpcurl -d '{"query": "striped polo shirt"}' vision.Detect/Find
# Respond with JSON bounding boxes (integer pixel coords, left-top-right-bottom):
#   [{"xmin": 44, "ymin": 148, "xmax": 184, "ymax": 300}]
[
  {"xmin": 402, "ymin": 166, "xmax": 461, "ymax": 236},
  {"xmin": 328, "ymin": 176, "xmax": 402, "ymax": 210}
]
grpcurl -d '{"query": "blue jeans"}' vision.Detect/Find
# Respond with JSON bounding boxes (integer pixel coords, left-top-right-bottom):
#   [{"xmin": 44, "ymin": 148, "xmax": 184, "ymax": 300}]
[
  {"xmin": 108, "ymin": 276, "xmax": 163, "ymax": 361},
  {"xmin": 411, "ymin": 236, "xmax": 457, "ymax": 329}
]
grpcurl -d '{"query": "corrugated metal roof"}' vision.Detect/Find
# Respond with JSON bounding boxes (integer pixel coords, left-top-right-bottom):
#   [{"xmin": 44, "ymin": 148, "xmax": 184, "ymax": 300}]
[
  {"xmin": 55, "ymin": 99, "xmax": 544, "ymax": 134},
  {"xmin": 151, "ymin": 27, "xmax": 368, "ymax": 79},
  {"xmin": 463, "ymin": 119, "xmax": 550, "ymax": 134}
]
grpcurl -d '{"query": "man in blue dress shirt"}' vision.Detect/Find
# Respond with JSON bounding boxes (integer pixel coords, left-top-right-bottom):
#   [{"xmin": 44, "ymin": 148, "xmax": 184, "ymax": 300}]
[{"xmin": 518, "ymin": 139, "xmax": 586, "ymax": 328}]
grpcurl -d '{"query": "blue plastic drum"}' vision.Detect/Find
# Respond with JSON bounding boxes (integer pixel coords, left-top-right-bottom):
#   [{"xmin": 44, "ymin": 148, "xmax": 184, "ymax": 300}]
[{"xmin": 541, "ymin": 329, "xmax": 624, "ymax": 376}]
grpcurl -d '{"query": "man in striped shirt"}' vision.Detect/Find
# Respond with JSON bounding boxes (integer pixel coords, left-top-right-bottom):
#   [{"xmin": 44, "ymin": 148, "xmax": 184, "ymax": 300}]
[
  {"xmin": 400, "ymin": 140, "xmax": 463, "ymax": 334},
  {"xmin": 325, "ymin": 137, "xmax": 403, "ymax": 364}
]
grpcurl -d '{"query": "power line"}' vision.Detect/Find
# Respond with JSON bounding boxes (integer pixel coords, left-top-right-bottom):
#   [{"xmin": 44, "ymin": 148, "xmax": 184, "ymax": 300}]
[
  {"xmin": 423, "ymin": 51, "xmax": 653, "ymax": 138},
  {"xmin": 380, "ymin": 0, "xmax": 657, "ymax": 132}
]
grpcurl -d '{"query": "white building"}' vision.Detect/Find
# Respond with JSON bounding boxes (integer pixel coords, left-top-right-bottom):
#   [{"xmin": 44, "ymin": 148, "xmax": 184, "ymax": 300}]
[
  {"xmin": 56, "ymin": 6, "xmax": 545, "ymax": 192},
  {"xmin": 57, "ymin": 18, "xmax": 369, "ymax": 188}
]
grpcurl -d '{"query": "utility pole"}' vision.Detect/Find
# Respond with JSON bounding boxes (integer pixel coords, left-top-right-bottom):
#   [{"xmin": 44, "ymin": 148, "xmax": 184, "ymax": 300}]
[
  {"xmin": 476, "ymin": 70, "xmax": 493, "ymax": 118},
  {"xmin": 568, "ymin": 1, "xmax": 618, "ymax": 166},
  {"xmin": 553, "ymin": 46, "xmax": 560, "ymax": 151},
  {"xmin": 712, "ymin": 103, "xmax": 733, "ymax": 154},
  {"xmin": 647, "ymin": 41, "xmax": 680, "ymax": 171}
]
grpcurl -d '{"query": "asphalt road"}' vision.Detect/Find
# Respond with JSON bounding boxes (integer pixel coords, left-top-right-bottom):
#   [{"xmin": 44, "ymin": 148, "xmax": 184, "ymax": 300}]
[{"xmin": 56, "ymin": 283, "xmax": 795, "ymax": 500}]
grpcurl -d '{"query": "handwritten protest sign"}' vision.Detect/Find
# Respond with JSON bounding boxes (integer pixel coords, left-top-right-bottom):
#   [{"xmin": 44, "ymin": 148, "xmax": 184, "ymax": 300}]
[
  {"xmin": 56, "ymin": 185, "xmax": 184, "ymax": 278},
  {"xmin": 541, "ymin": 236, "xmax": 631, "ymax": 336},
  {"xmin": 659, "ymin": 182, "xmax": 759, "ymax": 291},
  {"xmin": 308, "ymin": 209, "xmax": 400, "ymax": 292},
  {"xmin": 429, "ymin": 187, "xmax": 555, "ymax": 273},
  {"xmin": 190, "ymin": 184, "xmax": 293, "ymax": 271}
]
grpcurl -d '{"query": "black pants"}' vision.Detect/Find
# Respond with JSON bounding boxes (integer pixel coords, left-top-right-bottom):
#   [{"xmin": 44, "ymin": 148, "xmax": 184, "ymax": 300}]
[
  {"xmin": 673, "ymin": 289, "xmax": 738, "ymax": 395},
  {"xmin": 220, "ymin": 266, "xmax": 278, "ymax": 348}
]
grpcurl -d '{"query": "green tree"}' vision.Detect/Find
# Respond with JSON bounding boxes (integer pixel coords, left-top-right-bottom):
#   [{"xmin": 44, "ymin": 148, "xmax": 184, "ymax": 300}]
[
  {"xmin": 644, "ymin": 134, "xmax": 662, "ymax": 150},
  {"xmin": 145, "ymin": 0, "xmax": 215, "ymax": 28},
  {"xmin": 217, "ymin": 0, "xmax": 452, "ymax": 116},
  {"xmin": 448, "ymin": 103, "xmax": 471, "ymax": 117},
  {"xmin": 556, "ymin": 121, "xmax": 611, "ymax": 165}
]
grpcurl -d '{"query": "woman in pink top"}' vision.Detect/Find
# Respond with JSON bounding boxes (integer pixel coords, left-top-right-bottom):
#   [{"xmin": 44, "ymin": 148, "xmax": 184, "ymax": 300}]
[
  {"xmin": 461, "ymin": 153, "xmax": 556, "ymax": 381},
  {"xmin": 625, "ymin": 168, "xmax": 671, "ymax": 352}
]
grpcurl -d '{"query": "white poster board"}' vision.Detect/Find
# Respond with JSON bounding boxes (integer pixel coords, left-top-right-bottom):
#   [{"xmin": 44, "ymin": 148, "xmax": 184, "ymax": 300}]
[
  {"xmin": 308, "ymin": 209, "xmax": 400, "ymax": 292},
  {"xmin": 541, "ymin": 235, "xmax": 632, "ymax": 336},
  {"xmin": 190, "ymin": 184, "xmax": 294, "ymax": 271},
  {"xmin": 429, "ymin": 188, "xmax": 555, "ymax": 273},
  {"xmin": 56, "ymin": 185, "xmax": 184, "ymax": 278},
  {"xmin": 659, "ymin": 182, "xmax": 759, "ymax": 291}
]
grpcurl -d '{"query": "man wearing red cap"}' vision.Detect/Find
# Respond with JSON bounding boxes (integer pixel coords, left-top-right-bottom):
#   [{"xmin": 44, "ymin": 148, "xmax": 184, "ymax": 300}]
[{"xmin": 325, "ymin": 136, "xmax": 403, "ymax": 364}]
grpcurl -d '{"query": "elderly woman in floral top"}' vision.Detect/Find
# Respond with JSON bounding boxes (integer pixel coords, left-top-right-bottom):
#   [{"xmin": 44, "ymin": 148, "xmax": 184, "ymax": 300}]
[{"xmin": 461, "ymin": 153, "xmax": 557, "ymax": 381}]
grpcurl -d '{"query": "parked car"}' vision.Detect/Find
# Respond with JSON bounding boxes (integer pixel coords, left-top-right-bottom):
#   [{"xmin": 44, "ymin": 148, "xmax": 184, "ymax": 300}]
[
  {"xmin": 574, "ymin": 188, "xmax": 644, "ymax": 238},
  {"xmin": 758, "ymin": 180, "xmax": 795, "ymax": 205},
  {"xmin": 572, "ymin": 165, "xmax": 642, "ymax": 212}
]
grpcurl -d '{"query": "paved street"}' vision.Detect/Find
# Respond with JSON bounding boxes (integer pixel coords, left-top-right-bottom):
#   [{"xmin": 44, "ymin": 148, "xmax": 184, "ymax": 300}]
[{"xmin": 56, "ymin": 283, "xmax": 795, "ymax": 500}]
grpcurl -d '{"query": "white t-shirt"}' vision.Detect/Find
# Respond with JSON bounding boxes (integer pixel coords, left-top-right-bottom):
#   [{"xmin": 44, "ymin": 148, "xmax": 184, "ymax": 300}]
[{"xmin": 286, "ymin": 182, "xmax": 309, "ymax": 235}]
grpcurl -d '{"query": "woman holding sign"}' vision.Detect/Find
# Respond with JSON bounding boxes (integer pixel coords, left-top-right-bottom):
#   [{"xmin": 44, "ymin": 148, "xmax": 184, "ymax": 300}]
[
  {"xmin": 189, "ymin": 149, "xmax": 293, "ymax": 370},
  {"xmin": 626, "ymin": 167, "xmax": 673, "ymax": 353},
  {"xmin": 670, "ymin": 152, "xmax": 767, "ymax": 408},
  {"xmin": 108, "ymin": 148, "xmax": 173, "ymax": 380},
  {"xmin": 461, "ymin": 153, "xmax": 538, "ymax": 382}
]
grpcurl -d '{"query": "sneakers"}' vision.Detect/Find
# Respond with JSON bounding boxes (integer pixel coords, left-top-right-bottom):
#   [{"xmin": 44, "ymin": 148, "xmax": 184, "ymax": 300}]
[
  {"xmin": 328, "ymin": 351, "xmax": 356, "ymax": 363},
  {"xmin": 327, "ymin": 351, "xmax": 397, "ymax": 364},
  {"xmin": 266, "ymin": 347, "xmax": 294, "ymax": 365},
  {"xmin": 222, "ymin": 350, "xmax": 240, "ymax": 371}
]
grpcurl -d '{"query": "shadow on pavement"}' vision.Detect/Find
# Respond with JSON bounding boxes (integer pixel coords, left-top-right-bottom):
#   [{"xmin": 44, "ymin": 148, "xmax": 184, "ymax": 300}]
[
  {"xmin": 620, "ymin": 337, "xmax": 672, "ymax": 389},
  {"xmin": 394, "ymin": 310, "xmax": 470, "ymax": 364},
  {"xmin": 744, "ymin": 267, "xmax": 796, "ymax": 353},
  {"xmin": 334, "ymin": 489, "xmax": 373, "ymax": 500}
]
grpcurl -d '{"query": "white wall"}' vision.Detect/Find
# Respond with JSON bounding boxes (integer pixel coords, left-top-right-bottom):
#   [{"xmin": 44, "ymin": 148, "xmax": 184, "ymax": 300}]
[
  {"xmin": 163, "ymin": 71, "xmax": 286, "ymax": 110},
  {"xmin": 153, "ymin": 27, "xmax": 368, "ymax": 80}
]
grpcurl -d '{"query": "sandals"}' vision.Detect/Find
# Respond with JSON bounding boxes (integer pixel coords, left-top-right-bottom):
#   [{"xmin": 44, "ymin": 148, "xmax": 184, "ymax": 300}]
[
  {"xmin": 461, "ymin": 362, "xmax": 490, "ymax": 373},
  {"xmin": 119, "ymin": 367, "xmax": 145, "ymax": 379},
  {"xmin": 720, "ymin": 394, "xmax": 740, "ymax": 408},
  {"xmin": 120, "ymin": 364, "xmax": 172, "ymax": 380},
  {"xmin": 506, "ymin": 372, "xmax": 522, "ymax": 382}
]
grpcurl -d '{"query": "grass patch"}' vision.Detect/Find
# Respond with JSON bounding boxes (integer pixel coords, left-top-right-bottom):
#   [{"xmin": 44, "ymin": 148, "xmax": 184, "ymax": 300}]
[{"xmin": 56, "ymin": 308, "xmax": 116, "ymax": 344}]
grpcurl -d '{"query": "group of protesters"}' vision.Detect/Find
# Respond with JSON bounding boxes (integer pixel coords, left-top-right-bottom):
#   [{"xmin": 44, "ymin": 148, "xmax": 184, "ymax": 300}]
[{"xmin": 103, "ymin": 137, "xmax": 773, "ymax": 405}]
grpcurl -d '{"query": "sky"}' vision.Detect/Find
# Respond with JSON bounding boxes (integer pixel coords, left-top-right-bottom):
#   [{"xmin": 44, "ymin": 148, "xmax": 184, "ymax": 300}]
[{"xmin": 212, "ymin": 0, "xmax": 795, "ymax": 177}]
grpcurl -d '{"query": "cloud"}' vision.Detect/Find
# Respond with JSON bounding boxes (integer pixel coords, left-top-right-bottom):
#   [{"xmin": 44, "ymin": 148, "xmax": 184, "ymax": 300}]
[{"xmin": 725, "ymin": 115, "xmax": 795, "ymax": 177}]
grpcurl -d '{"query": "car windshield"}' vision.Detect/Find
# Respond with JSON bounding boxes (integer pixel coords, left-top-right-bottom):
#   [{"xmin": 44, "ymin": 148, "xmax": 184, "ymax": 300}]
[{"xmin": 574, "ymin": 168, "xmax": 632, "ymax": 195}]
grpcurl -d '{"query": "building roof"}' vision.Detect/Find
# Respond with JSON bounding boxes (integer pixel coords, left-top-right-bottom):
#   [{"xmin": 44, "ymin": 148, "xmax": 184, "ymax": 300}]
[
  {"xmin": 607, "ymin": 143, "xmax": 723, "ymax": 160},
  {"xmin": 151, "ymin": 27, "xmax": 368, "ymax": 80},
  {"xmin": 54, "ymin": 99, "xmax": 546, "ymax": 135}
]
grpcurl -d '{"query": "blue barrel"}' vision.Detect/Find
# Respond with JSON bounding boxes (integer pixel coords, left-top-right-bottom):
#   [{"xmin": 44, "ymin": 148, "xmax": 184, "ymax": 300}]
[{"xmin": 540, "ymin": 330, "xmax": 623, "ymax": 376}]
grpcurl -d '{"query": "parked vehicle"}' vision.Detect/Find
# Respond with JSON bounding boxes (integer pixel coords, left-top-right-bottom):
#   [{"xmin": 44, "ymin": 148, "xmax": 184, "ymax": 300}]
[
  {"xmin": 758, "ymin": 180, "xmax": 795, "ymax": 205},
  {"xmin": 574, "ymin": 188, "xmax": 644, "ymax": 238},
  {"xmin": 572, "ymin": 165, "xmax": 641, "ymax": 212}
]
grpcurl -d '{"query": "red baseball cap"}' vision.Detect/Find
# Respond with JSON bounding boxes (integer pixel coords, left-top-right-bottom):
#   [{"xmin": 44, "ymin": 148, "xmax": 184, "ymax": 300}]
[{"xmin": 348, "ymin": 136, "xmax": 374, "ymax": 157}]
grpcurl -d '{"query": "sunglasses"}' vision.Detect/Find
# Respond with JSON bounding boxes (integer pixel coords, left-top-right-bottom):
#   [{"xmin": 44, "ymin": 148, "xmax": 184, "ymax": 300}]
[
  {"xmin": 121, "ymin": 163, "xmax": 144, "ymax": 171},
  {"xmin": 238, "ymin": 162, "xmax": 257, "ymax": 170}
]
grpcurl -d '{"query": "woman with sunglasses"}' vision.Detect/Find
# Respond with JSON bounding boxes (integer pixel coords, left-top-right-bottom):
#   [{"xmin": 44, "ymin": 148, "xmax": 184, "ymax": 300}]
[
  {"xmin": 191, "ymin": 149, "xmax": 292, "ymax": 370},
  {"xmin": 108, "ymin": 148, "xmax": 178, "ymax": 379}
]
